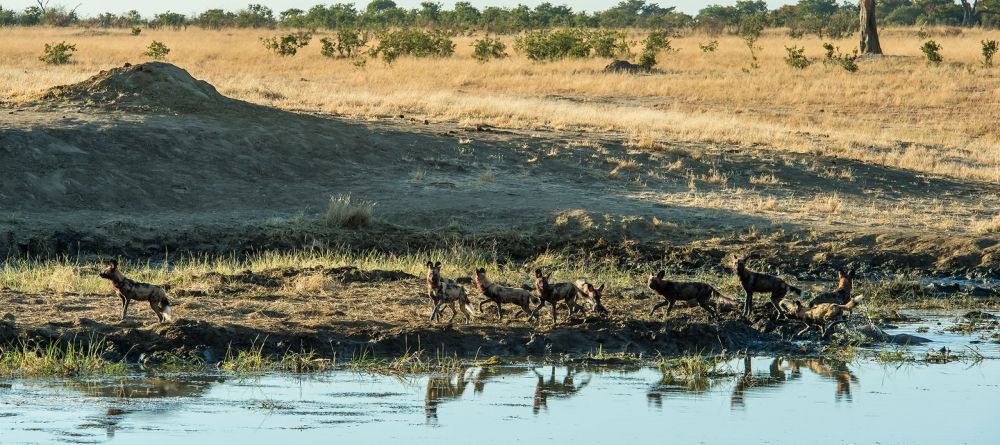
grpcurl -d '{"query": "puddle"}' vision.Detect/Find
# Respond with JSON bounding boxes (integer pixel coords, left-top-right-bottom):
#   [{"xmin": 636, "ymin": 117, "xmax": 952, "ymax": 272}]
[
  {"xmin": 0, "ymin": 358, "xmax": 998, "ymax": 444},
  {"xmin": 878, "ymin": 309, "xmax": 1000, "ymax": 359}
]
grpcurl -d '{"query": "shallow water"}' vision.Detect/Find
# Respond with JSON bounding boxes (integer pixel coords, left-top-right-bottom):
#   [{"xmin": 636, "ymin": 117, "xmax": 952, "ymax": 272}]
[
  {"xmin": 2, "ymin": 356, "xmax": 999, "ymax": 445},
  {"xmin": 2, "ymin": 310, "xmax": 999, "ymax": 444}
]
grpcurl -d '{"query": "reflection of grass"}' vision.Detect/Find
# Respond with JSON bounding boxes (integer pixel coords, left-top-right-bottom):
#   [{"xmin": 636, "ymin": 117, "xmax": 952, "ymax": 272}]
[{"xmin": 0, "ymin": 338, "xmax": 126, "ymax": 377}]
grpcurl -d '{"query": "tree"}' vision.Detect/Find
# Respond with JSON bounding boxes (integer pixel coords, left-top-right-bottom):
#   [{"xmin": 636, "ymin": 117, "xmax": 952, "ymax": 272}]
[
  {"xmin": 961, "ymin": 0, "xmax": 979, "ymax": 26},
  {"xmin": 859, "ymin": 0, "xmax": 881, "ymax": 55}
]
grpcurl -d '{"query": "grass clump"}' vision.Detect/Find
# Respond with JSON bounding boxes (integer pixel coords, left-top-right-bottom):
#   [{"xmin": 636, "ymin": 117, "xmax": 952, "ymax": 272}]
[
  {"xmin": 345, "ymin": 349, "xmax": 464, "ymax": 376},
  {"xmin": 324, "ymin": 193, "xmax": 375, "ymax": 229},
  {"xmin": 0, "ymin": 338, "xmax": 126, "ymax": 378}
]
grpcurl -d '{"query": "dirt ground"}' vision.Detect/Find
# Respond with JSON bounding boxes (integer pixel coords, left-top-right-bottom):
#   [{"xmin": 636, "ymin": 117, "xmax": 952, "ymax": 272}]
[
  {"xmin": 0, "ymin": 265, "xmax": 822, "ymax": 361},
  {"xmin": 2, "ymin": 62, "xmax": 999, "ymax": 359}
]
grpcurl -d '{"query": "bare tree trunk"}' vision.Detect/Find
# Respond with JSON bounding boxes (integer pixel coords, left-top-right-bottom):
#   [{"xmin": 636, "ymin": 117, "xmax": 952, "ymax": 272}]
[
  {"xmin": 961, "ymin": 0, "xmax": 979, "ymax": 27},
  {"xmin": 859, "ymin": 0, "xmax": 882, "ymax": 55}
]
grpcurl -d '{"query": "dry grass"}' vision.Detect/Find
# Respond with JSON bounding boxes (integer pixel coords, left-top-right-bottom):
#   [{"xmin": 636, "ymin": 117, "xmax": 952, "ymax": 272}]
[
  {"xmin": 324, "ymin": 193, "xmax": 375, "ymax": 229},
  {"xmin": 2, "ymin": 27, "xmax": 999, "ymax": 183}
]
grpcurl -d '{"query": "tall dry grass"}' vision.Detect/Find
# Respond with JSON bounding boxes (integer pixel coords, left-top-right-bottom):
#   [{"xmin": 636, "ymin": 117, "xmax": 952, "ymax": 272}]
[{"xmin": 1, "ymin": 26, "xmax": 998, "ymax": 182}]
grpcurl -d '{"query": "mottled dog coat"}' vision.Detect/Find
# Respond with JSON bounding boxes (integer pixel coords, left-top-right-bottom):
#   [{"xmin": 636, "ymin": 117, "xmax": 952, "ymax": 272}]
[
  {"xmin": 425, "ymin": 261, "xmax": 474, "ymax": 324},
  {"xmin": 573, "ymin": 279, "xmax": 608, "ymax": 315},
  {"xmin": 646, "ymin": 270, "xmax": 719, "ymax": 318},
  {"xmin": 472, "ymin": 268, "xmax": 540, "ymax": 320},
  {"xmin": 532, "ymin": 269, "xmax": 582, "ymax": 323},
  {"xmin": 809, "ymin": 269, "xmax": 855, "ymax": 306},
  {"xmin": 99, "ymin": 260, "xmax": 173, "ymax": 322},
  {"xmin": 780, "ymin": 296, "xmax": 864, "ymax": 337},
  {"xmin": 732, "ymin": 256, "xmax": 802, "ymax": 318}
]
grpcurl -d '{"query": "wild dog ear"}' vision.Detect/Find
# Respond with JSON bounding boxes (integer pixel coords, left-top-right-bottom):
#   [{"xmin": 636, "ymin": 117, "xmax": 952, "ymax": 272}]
[
  {"xmin": 108, "ymin": 260, "xmax": 118, "ymax": 269},
  {"xmin": 848, "ymin": 269, "xmax": 856, "ymax": 278},
  {"xmin": 534, "ymin": 268, "xmax": 542, "ymax": 278},
  {"xmin": 544, "ymin": 272, "xmax": 552, "ymax": 281},
  {"xmin": 426, "ymin": 261, "xmax": 433, "ymax": 268},
  {"xmin": 597, "ymin": 284, "xmax": 605, "ymax": 293},
  {"xmin": 656, "ymin": 270, "xmax": 665, "ymax": 279},
  {"xmin": 434, "ymin": 261, "xmax": 441, "ymax": 268}
]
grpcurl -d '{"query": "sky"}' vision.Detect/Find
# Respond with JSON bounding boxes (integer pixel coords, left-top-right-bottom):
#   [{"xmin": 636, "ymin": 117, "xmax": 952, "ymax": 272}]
[{"xmin": 1, "ymin": 1, "xmax": 800, "ymax": 17}]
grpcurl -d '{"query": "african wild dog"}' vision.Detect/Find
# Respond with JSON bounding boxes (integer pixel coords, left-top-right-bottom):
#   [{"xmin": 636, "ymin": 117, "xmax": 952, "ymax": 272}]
[
  {"xmin": 531, "ymin": 269, "xmax": 581, "ymax": 323},
  {"xmin": 573, "ymin": 279, "xmax": 608, "ymax": 315},
  {"xmin": 99, "ymin": 260, "xmax": 174, "ymax": 322},
  {"xmin": 809, "ymin": 269, "xmax": 855, "ymax": 306},
  {"xmin": 646, "ymin": 270, "xmax": 719, "ymax": 319},
  {"xmin": 472, "ymin": 268, "xmax": 541, "ymax": 321},
  {"xmin": 780, "ymin": 295, "xmax": 864, "ymax": 338},
  {"xmin": 425, "ymin": 261, "xmax": 474, "ymax": 324},
  {"xmin": 732, "ymin": 255, "xmax": 802, "ymax": 318}
]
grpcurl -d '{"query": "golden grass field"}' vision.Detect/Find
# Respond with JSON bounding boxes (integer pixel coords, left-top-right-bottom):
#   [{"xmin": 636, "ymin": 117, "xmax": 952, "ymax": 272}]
[{"xmin": 1, "ymin": 25, "xmax": 998, "ymax": 185}]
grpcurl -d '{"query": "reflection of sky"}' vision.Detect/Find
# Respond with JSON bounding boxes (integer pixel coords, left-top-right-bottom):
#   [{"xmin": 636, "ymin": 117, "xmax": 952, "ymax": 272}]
[
  {"xmin": 0, "ymin": 1, "xmax": 800, "ymax": 17},
  {"xmin": 2, "ymin": 359, "xmax": 998, "ymax": 444}
]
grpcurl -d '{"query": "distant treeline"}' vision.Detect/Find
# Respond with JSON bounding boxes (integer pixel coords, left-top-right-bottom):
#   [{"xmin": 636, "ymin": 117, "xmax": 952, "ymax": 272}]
[{"xmin": 1, "ymin": 1, "xmax": 998, "ymax": 33}]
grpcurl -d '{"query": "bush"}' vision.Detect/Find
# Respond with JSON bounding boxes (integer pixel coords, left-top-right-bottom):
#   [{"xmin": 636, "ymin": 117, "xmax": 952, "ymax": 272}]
[
  {"xmin": 982, "ymin": 40, "xmax": 998, "ymax": 68},
  {"xmin": 784, "ymin": 45, "xmax": 810, "ymax": 69},
  {"xmin": 472, "ymin": 36, "xmax": 507, "ymax": 62},
  {"xmin": 320, "ymin": 28, "xmax": 368, "ymax": 59},
  {"xmin": 515, "ymin": 29, "xmax": 590, "ymax": 61},
  {"xmin": 699, "ymin": 40, "xmax": 718, "ymax": 53},
  {"xmin": 143, "ymin": 41, "xmax": 170, "ymax": 60},
  {"xmin": 920, "ymin": 40, "xmax": 942, "ymax": 66},
  {"xmin": 368, "ymin": 28, "xmax": 454, "ymax": 63},
  {"xmin": 261, "ymin": 31, "xmax": 312, "ymax": 56},
  {"xmin": 822, "ymin": 43, "xmax": 859, "ymax": 73},
  {"xmin": 638, "ymin": 31, "xmax": 673, "ymax": 70},
  {"xmin": 38, "ymin": 41, "xmax": 76, "ymax": 65},
  {"xmin": 587, "ymin": 29, "xmax": 630, "ymax": 59},
  {"xmin": 325, "ymin": 194, "xmax": 374, "ymax": 229},
  {"xmin": 130, "ymin": 27, "xmax": 142, "ymax": 36},
  {"xmin": 739, "ymin": 15, "xmax": 765, "ymax": 71}
]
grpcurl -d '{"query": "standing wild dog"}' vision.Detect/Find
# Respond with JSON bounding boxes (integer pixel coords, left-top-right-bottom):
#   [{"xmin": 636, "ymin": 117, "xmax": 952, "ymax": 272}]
[
  {"xmin": 646, "ymin": 270, "xmax": 719, "ymax": 319},
  {"xmin": 809, "ymin": 269, "xmax": 855, "ymax": 306},
  {"xmin": 531, "ymin": 269, "xmax": 581, "ymax": 323},
  {"xmin": 573, "ymin": 279, "xmax": 608, "ymax": 315},
  {"xmin": 731, "ymin": 255, "xmax": 802, "ymax": 318},
  {"xmin": 425, "ymin": 261, "xmax": 475, "ymax": 324},
  {"xmin": 472, "ymin": 268, "xmax": 540, "ymax": 321},
  {"xmin": 780, "ymin": 295, "xmax": 864, "ymax": 338},
  {"xmin": 99, "ymin": 260, "xmax": 174, "ymax": 322}
]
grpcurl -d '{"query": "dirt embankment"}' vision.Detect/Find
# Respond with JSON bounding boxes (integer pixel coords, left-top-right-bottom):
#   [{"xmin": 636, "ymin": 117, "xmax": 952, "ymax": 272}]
[{"xmin": 3, "ymin": 63, "xmax": 1000, "ymax": 278}]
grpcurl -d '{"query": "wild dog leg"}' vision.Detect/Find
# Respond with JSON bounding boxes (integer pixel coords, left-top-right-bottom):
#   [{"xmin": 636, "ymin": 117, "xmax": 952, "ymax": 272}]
[
  {"xmin": 649, "ymin": 300, "xmax": 672, "ymax": 316},
  {"xmin": 120, "ymin": 297, "xmax": 130, "ymax": 321}
]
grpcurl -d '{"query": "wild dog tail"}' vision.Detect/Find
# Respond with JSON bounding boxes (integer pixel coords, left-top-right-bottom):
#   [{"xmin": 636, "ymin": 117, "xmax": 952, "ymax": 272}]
[
  {"xmin": 788, "ymin": 284, "xmax": 803, "ymax": 296},
  {"xmin": 162, "ymin": 284, "xmax": 172, "ymax": 292},
  {"xmin": 842, "ymin": 294, "xmax": 864, "ymax": 309},
  {"xmin": 712, "ymin": 288, "xmax": 739, "ymax": 307}
]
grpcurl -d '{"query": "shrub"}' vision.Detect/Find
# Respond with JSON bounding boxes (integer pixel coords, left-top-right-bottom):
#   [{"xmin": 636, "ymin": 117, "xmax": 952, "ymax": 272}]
[
  {"xmin": 822, "ymin": 43, "xmax": 859, "ymax": 73},
  {"xmin": 143, "ymin": 41, "xmax": 170, "ymax": 60},
  {"xmin": 38, "ymin": 41, "xmax": 76, "ymax": 65},
  {"xmin": 739, "ymin": 15, "xmax": 765, "ymax": 72},
  {"xmin": 699, "ymin": 40, "xmax": 718, "ymax": 53},
  {"xmin": 638, "ymin": 31, "xmax": 673, "ymax": 70},
  {"xmin": 261, "ymin": 31, "xmax": 312, "ymax": 56},
  {"xmin": 982, "ymin": 40, "xmax": 998, "ymax": 68},
  {"xmin": 320, "ymin": 28, "xmax": 368, "ymax": 59},
  {"xmin": 515, "ymin": 29, "xmax": 590, "ymax": 61},
  {"xmin": 130, "ymin": 27, "xmax": 142, "ymax": 36},
  {"xmin": 368, "ymin": 28, "xmax": 455, "ymax": 63},
  {"xmin": 784, "ymin": 45, "xmax": 810, "ymax": 69},
  {"xmin": 324, "ymin": 194, "xmax": 375, "ymax": 229},
  {"xmin": 587, "ymin": 29, "xmax": 630, "ymax": 59},
  {"xmin": 920, "ymin": 40, "xmax": 942, "ymax": 66},
  {"xmin": 472, "ymin": 36, "xmax": 507, "ymax": 62}
]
